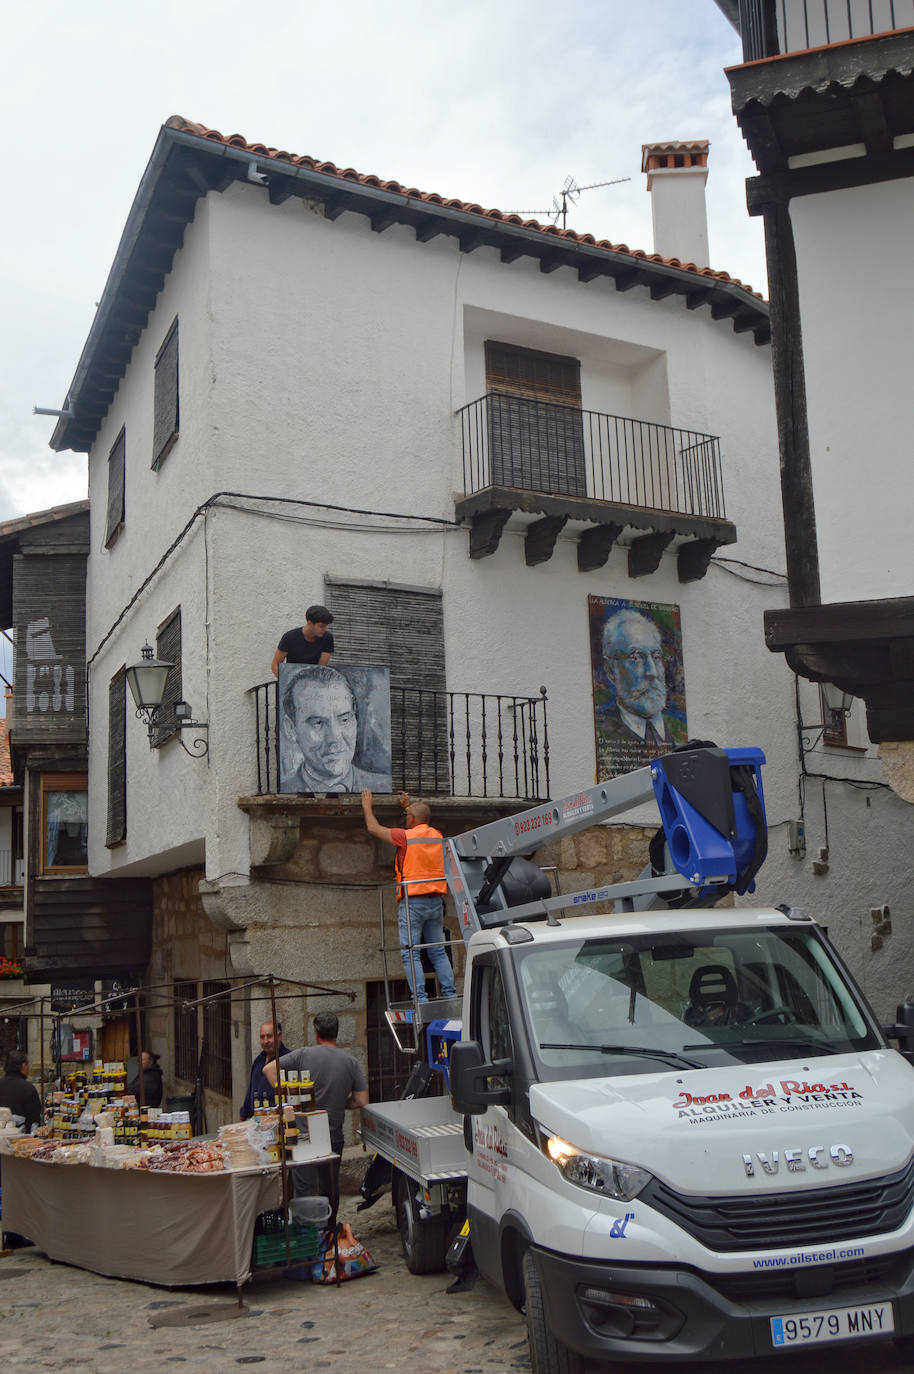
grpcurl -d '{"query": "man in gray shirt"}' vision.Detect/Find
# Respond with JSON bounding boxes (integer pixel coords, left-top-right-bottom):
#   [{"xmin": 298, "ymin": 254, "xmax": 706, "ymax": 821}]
[{"xmin": 264, "ymin": 1011, "xmax": 368, "ymax": 1221}]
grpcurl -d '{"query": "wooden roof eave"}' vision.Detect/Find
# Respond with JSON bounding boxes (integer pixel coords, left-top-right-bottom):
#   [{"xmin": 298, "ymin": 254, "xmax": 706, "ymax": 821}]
[{"xmin": 50, "ymin": 124, "xmax": 770, "ymax": 455}]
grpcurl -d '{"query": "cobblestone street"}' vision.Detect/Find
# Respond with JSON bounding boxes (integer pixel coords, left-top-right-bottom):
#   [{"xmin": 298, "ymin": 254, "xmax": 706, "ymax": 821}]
[
  {"xmin": 4, "ymin": 1193, "xmax": 914, "ymax": 1373},
  {"xmin": 0, "ymin": 1192, "xmax": 529, "ymax": 1374}
]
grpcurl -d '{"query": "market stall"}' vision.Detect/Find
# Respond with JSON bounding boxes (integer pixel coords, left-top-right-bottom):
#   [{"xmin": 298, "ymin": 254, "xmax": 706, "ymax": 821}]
[{"xmin": 1, "ymin": 1153, "xmax": 280, "ymax": 1286}]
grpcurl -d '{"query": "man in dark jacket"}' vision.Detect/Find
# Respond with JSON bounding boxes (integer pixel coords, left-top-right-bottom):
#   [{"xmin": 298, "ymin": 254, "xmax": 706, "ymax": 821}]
[
  {"xmin": 0, "ymin": 1050, "xmax": 41, "ymax": 1131},
  {"xmin": 240, "ymin": 1021, "xmax": 289, "ymax": 1120}
]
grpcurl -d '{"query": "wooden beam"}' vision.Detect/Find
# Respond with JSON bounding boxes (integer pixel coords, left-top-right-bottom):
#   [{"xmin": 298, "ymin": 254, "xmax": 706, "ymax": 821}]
[
  {"xmin": 578, "ymin": 261, "xmax": 608, "ymax": 283},
  {"xmin": 370, "ymin": 208, "xmax": 399, "ymax": 233},
  {"xmin": 850, "ymin": 86, "xmax": 892, "ymax": 154},
  {"xmin": 732, "ymin": 311, "xmax": 760, "ymax": 334},
  {"xmin": 323, "ymin": 196, "xmax": 348, "ymax": 221},
  {"xmin": 628, "ymin": 530, "xmax": 674, "ymax": 578},
  {"xmin": 746, "ymin": 145, "xmax": 914, "ymax": 215},
  {"xmin": 468, "ymin": 508, "xmax": 511, "ymax": 559},
  {"xmin": 650, "ymin": 279, "xmax": 679, "ymax": 301},
  {"xmin": 539, "ymin": 252, "xmax": 565, "ymax": 274},
  {"xmin": 268, "ymin": 177, "xmax": 295, "ymax": 206},
  {"xmin": 754, "ymin": 323, "xmax": 771, "ymax": 347},
  {"xmin": 179, "ymin": 156, "xmax": 214, "ymax": 196},
  {"xmin": 415, "ymin": 218, "xmax": 448, "ymax": 243},
  {"xmin": 686, "ymin": 288, "xmax": 714, "ymax": 310},
  {"xmin": 614, "ymin": 268, "xmax": 648, "ymax": 292},
  {"xmin": 459, "ymin": 229, "xmax": 487, "ymax": 253},
  {"xmin": 525, "ymin": 515, "xmax": 567, "ymax": 567},
  {"xmin": 762, "ymin": 199, "xmax": 821, "ymax": 608},
  {"xmin": 710, "ymin": 296, "xmax": 741, "ymax": 320},
  {"xmin": 500, "ymin": 242, "xmax": 528, "ymax": 264},
  {"xmin": 677, "ymin": 538, "xmax": 721, "ymax": 583},
  {"xmin": 577, "ymin": 522, "xmax": 623, "ymax": 573}
]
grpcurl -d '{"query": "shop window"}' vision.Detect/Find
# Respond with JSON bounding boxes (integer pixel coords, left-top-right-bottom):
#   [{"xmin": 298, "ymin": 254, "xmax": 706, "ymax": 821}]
[
  {"xmin": 152, "ymin": 318, "xmax": 179, "ymax": 470},
  {"xmin": 173, "ymin": 979, "xmax": 198, "ymax": 1083},
  {"xmin": 105, "ymin": 426, "xmax": 126, "ymax": 547},
  {"xmin": 0, "ymin": 921, "xmax": 23, "ymax": 961},
  {"xmin": 151, "ymin": 607, "xmax": 182, "ymax": 748},
  {"xmin": 202, "ymin": 980, "xmax": 232, "ymax": 1097},
  {"xmin": 106, "ymin": 666, "xmax": 127, "ymax": 846},
  {"xmin": 40, "ymin": 774, "xmax": 88, "ymax": 874}
]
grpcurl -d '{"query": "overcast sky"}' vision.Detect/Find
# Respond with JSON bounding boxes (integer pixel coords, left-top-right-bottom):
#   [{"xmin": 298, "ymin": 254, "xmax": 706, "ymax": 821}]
[{"xmin": 0, "ymin": 0, "xmax": 762, "ymax": 523}]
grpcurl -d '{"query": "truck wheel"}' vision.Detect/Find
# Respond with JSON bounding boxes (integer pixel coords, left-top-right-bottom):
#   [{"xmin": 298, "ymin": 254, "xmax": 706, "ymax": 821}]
[
  {"xmin": 523, "ymin": 1249, "xmax": 587, "ymax": 1374},
  {"xmin": 396, "ymin": 1173, "xmax": 449, "ymax": 1274}
]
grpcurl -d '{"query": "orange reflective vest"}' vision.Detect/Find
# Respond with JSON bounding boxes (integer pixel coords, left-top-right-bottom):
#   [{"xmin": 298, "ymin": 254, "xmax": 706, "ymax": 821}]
[{"xmin": 395, "ymin": 823, "xmax": 446, "ymax": 900}]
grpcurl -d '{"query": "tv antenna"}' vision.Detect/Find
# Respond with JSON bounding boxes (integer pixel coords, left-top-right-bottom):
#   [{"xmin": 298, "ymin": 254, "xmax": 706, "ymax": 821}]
[{"xmin": 507, "ymin": 174, "xmax": 631, "ymax": 230}]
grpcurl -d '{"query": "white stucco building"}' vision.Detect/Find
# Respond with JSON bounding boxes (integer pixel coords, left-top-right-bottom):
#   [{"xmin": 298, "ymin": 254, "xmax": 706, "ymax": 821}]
[{"xmin": 45, "ymin": 116, "xmax": 913, "ymax": 1115}]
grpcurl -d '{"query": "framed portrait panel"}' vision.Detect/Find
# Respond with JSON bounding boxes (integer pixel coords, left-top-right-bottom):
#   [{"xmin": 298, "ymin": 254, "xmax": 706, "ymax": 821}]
[
  {"xmin": 278, "ymin": 664, "xmax": 392, "ymax": 794},
  {"xmin": 588, "ymin": 595, "xmax": 687, "ymax": 780}
]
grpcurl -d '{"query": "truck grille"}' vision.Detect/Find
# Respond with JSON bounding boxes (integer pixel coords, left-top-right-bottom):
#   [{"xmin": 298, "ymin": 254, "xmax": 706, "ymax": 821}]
[
  {"xmin": 710, "ymin": 1251, "xmax": 903, "ymax": 1302},
  {"xmin": 641, "ymin": 1152, "xmax": 914, "ymax": 1253}
]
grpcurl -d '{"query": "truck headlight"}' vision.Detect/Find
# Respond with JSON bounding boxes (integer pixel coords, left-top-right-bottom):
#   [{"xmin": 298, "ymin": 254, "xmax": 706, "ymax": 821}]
[{"xmin": 538, "ymin": 1128, "xmax": 651, "ymax": 1200}]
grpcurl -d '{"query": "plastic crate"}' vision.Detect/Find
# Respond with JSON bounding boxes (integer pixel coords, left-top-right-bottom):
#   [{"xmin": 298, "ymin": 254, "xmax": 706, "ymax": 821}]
[{"xmin": 252, "ymin": 1223, "xmax": 320, "ymax": 1267}]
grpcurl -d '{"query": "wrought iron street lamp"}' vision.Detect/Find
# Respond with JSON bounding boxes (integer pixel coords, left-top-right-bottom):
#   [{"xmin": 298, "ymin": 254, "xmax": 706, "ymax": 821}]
[{"xmin": 125, "ymin": 643, "xmax": 209, "ymax": 757}]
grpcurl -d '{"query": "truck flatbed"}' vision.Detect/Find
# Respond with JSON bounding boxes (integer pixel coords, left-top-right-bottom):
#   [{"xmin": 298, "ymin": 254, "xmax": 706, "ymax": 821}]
[{"xmin": 360, "ymin": 1095, "xmax": 466, "ymax": 1184}]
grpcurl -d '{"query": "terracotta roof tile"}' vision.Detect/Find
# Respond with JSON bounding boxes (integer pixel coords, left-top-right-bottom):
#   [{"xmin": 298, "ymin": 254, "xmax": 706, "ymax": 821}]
[{"xmin": 165, "ymin": 117, "xmax": 763, "ymax": 300}]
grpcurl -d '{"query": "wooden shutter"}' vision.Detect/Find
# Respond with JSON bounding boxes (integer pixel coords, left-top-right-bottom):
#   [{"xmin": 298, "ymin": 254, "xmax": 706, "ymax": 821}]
[
  {"xmin": 325, "ymin": 580, "xmax": 447, "ymax": 794},
  {"xmin": 106, "ymin": 667, "xmax": 127, "ymax": 846},
  {"xmin": 152, "ymin": 319, "xmax": 179, "ymax": 470},
  {"xmin": 105, "ymin": 428, "xmax": 126, "ymax": 548},
  {"xmin": 152, "ymin": 607, "xmax": 182, "ymax": 747},
  {"xmin": 484, "ymin": 340, "xmax": 586, "ymax": 496},
  {"xmin": 12, "ymin": 553, "xmax": 87, "ymax": 744}
]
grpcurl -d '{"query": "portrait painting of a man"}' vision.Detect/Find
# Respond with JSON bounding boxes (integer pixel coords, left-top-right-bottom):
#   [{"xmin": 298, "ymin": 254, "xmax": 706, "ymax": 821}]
[
  {"xmin": 588, "ymin": 596, "xmax": 687, "ymax": 779},
  {"xmin": 278, "ymin": 664, "xmax": 392, "ymax": 794}
]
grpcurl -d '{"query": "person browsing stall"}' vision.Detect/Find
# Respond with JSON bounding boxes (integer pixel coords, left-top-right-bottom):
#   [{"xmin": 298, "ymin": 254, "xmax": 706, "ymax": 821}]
[
  {"xmin": 127, "ymin": 1050, "xmax": 164, "ymax": 1108},
  {"xmin": 271, "ymin": 604, "xmax": 335, "ymax": 676},
  {"xmin": 0, "ymin": 1050, "xmax": 41, "ymax": 1132},
  {"xmin": 361, "ymin": 789, "xmax": 457, "ymax": 1004},
  {"xmin": 264, "ymin": 1012, "xmax": 368, "ymax": 1222}
]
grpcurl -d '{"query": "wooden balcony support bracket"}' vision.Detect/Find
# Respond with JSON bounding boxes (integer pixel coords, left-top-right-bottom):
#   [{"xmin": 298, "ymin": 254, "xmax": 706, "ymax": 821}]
[
  {"xmin": 525, "ymin": 515, "xmax": 567, "ymax": 567},
  {"xmin": 468, "ymin": 507, "xmax": 512, "ymax": 559},
  {"xmin": 678, "ymin": 537, "xmax": 722, "ymax": 584},
  {"xmin": 578, "ymin": 522, "xmax": 623, "ymax": 573},
  {"xmin": 629, "ymin": 530, "xmax": 675, "ymax": 578}
]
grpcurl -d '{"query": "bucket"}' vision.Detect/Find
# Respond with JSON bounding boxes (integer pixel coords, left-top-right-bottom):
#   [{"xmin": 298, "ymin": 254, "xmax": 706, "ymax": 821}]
[{"xmin": 289, "ymin": 1195, "xmax": 331, "ymax": 1228}]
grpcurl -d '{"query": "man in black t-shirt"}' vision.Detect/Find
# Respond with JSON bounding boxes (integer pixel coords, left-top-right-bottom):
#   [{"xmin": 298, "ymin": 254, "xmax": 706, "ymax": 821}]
[{"xmin": 271, "ymin": 604, "xmax": 335, "ymax": 676}]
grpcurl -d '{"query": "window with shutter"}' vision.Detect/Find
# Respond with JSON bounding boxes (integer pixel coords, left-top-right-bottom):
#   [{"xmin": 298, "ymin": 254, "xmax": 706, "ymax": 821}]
[
  {"xmin": 152, "ymin": 318, "xmax": 179, "ymax": 470},
  {"xmin": 325, "ymin": 579, "xmax": 447, "ymax": 794},
  {"xmin": 152, "ymin": 607, "xmax": 182, "ymax": 748},
  {"xmin": 173, "ymin": 979, "xmax": 198, "ymax": 1083},
  {"xmin": 105, "ymin": 428, "xmax": 126, "ymax": 548},
  {"xmin": 484, "ymin": 340, "xmax": 586, "ymax": 496},
  {"xmin": 106, "ymin": 667, "xmax": 127, "ymax": 847},
  {"xmin": 202, "ymin": 980, "xmax": 232, "ymax": 1096}
]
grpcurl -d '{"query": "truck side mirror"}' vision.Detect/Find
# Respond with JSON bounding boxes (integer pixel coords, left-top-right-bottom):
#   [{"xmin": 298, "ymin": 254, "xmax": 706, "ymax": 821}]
[
  {"xmin": 449, "ymin": 1040, "xmax": 512, "ymax": 1115},
  {"xmin": 884, "ymin": 1000, "xmax": 914, "ymax": 1065}
]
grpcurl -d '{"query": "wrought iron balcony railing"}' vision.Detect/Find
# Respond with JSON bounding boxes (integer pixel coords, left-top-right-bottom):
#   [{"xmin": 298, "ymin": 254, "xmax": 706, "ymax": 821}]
[
  {"xmin": 458, "ymin": 393, "xmax": 727, "ymax": 521},
  {"xmin": 248, "ymin": 682, "xmax": 550, "ymax": 801},
  {"xmin": 737, "ymin": 0, "xmax": 913, "ymax": 62}
]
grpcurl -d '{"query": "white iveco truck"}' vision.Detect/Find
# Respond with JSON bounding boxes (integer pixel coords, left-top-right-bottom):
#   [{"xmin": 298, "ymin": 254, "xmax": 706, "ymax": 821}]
[{"xmin": 359, "ymin": 746, "xmax": 914, "ymax": 1369}]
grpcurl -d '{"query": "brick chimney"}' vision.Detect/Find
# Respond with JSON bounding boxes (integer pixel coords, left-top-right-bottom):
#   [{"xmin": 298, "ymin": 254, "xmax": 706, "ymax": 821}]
[{"xmin": 641, "ymin": 140, "xmax": 710, "ymax": 269}]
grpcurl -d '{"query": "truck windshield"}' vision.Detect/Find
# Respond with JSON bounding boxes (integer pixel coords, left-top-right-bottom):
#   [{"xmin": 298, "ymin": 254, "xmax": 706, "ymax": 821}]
[{"xmin": 513, "ymin": 925, "xmax": 881, "ymax": 1081}]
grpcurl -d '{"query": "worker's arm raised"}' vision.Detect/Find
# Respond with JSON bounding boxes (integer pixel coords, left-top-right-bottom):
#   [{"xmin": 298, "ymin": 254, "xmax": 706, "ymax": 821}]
[{"xmin": 361, "ymin": 790, "xmax": 395, "ymax": 844}]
